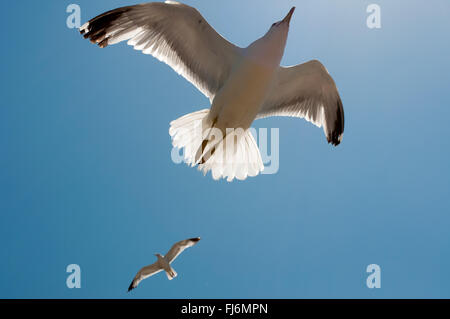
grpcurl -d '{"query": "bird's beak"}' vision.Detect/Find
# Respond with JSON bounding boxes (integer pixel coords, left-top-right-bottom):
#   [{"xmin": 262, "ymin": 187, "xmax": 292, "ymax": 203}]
[{"xmin": 282, "ymin": 7, "xmax": 295, "ymax": 24}]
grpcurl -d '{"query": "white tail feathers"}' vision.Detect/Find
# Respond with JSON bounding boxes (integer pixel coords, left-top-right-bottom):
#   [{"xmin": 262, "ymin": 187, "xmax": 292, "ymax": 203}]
[
  {"xmin": 166, "ymin": 267, "xmax": 177, "ymax": 280},
  {"xmin": 169, "ymin": 109, "xmax": 264, "ymax": 182}
]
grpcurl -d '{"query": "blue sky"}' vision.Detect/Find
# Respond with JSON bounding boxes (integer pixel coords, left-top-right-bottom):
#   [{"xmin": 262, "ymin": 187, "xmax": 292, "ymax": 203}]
[{"xmin": 1, "ymin": 0, "xmax": 450, "ymax": 298}]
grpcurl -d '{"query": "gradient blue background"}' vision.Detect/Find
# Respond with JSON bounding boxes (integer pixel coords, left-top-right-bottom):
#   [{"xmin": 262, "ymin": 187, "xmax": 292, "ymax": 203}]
[{"xmin": 1, "ymin": 0, "xmax": 449, "ymax": 298}]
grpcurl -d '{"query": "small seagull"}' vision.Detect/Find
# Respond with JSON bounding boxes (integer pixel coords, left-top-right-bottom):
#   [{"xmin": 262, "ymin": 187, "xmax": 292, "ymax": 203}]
[
  {"xmin": 127, "ymin": 237, "xmax": 200, "ymax": 291},
  {"xmin": 80, "ymin": 1, "xmax": 344, "ymax": 182}
]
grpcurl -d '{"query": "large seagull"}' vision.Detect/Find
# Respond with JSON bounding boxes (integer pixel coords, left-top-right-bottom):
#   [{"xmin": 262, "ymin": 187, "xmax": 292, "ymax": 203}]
[{"xmin": 80, "ymin": 1, "xmax": 344, "ymax": 182}]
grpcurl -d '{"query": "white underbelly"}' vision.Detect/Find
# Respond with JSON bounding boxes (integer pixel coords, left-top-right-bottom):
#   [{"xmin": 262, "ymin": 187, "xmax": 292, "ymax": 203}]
[{"xmin": 209, "ymin": 58, "xmax": 276, "ymax": 131}]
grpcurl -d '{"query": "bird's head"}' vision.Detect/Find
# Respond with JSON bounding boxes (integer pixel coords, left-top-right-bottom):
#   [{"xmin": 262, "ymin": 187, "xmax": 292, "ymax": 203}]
[
  {"xmin": 248, "ymin": 7, "xmax": 295, "ymax": 67},
  {"xmin": 265, "ymin": 7, "xmax": 295, "ymax": 43},
  {"xmin": 268, "ymin": 7, "xmax": 295, "ymax": 33},
  {"xmin": 154, "ymin": 253, "xmax": 163, "ymax": 259}
]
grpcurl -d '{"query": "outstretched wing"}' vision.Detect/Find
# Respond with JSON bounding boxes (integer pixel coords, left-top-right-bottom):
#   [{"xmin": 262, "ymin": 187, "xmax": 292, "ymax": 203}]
[
  {"xmin": 80, "ymin": 1, "xmax": 241, "ymax": 100},
  {"xmin": 128, "ymin": 262, "xmax": 162, "ymax": 292},
  {"xmin": 164, "ymin": 237, "xmax": 200, "ymax": 264},
  {"xmin": 257, "ymin": 60, "xmax": 345, "ymax": 146}
]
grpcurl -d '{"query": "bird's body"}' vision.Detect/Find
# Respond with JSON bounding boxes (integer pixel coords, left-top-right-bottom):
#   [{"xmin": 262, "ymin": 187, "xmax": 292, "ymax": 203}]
[
  {"xmin": 210, "ymin": 59, "xmax": 274, "ymax": 133},
  {"xmin": 155, "ymin": 254, "xmax": 177, "ymax": 279},
  {"xmin": 80, "ymin": 2, "xmax": 344, "ymax": 181},
  {"xmin": 209, "ymin": 18, "xmax": 290, "ymax": 132},
  {"xmin": 128, "ymin": 237, "xmax": 200, "ymax": 291}
]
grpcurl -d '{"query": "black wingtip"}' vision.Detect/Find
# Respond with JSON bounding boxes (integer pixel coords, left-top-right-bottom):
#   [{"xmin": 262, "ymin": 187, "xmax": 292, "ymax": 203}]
[
  {"xmin": 80, "ymin": 6, "xmax": 132, "ymax": 48},
  {"xmin": 190, "ymin": 237, "xmax": 201, "ymax": 242},
  {"xmin": 128, "ymin": 281, "xmax": 135, "ymax": 292},
  {"xmin": 327, "ymin": 133, "xmax": 343, "ymax": 146},
  {"xmin": 327, "ymin": 98, "xmax": 344, "ymax": 147}
]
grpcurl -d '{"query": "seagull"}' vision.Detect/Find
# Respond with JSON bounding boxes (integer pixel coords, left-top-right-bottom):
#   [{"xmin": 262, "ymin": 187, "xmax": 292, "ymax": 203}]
[
  {"xmin": 80, "ymin": 1, "xmax": 344, "ymax": 182},
  {"xmin": 127, "ymin": 237, "xmax": 200, "ymax": 291}
]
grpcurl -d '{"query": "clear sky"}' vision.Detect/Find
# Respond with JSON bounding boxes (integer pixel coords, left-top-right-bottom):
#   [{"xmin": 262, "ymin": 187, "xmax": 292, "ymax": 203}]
[{"xmin": 1, "ymin": 0, "xmax": 450, "ymax": 298}]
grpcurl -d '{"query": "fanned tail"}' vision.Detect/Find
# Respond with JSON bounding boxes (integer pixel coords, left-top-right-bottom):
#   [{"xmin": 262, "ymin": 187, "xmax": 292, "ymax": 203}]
[
  {"xmin": 166, "ymin": 267, "xmax": 178, "ymax": 280},
  {"xmin": 169, "ymin": 109, "xmax": 264, "ymax": 181}
]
